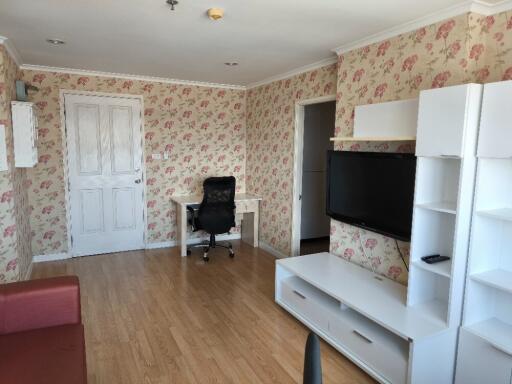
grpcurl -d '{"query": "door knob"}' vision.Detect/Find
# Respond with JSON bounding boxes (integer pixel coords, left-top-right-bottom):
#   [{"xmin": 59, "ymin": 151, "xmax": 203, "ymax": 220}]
[{"xmin": 135, "ymin": 179, "xmax": 142, "ymax": 184}]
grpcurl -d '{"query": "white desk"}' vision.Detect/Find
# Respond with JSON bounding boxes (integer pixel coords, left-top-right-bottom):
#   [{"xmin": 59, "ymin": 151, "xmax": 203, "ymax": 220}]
[{"xmin": 171, "ymin": 193, "xmax": 262, "ymax": 257}]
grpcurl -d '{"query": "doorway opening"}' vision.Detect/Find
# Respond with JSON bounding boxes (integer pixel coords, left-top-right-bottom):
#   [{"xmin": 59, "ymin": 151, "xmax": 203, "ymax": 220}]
[{"xmin": 292, "ymin": 96, "xmax": 336, "ymax": 257}]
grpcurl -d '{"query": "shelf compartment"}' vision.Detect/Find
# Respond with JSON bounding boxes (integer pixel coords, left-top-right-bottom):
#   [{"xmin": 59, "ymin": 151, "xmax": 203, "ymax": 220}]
[
  {"xmin": 477, "ymin": 208, "xmax": 512, "ymax": 222},
  {"xmin": 407, "ymin": 266, "xmax": 450, "ymax": 325},
  {"xmin": 409, "ymin": 299, "xmax": 448, "ymax": 326},
  {"xmin": 414, "ymin": 157, "xmax": 461, "ymax": 209},
  {"xmin": 411, "ymin": 209, "xmax": 456, "ymax": 263},
  {"xmin": 412, "ymin": 259, "xmax": 452, "ymax": 278},
  {"xmin": 464, "ymin": 318, "xmax": 512, "ymax": 356},
  {"xmin": 415, "ymin": 201, "xmax": 457, "ymax": 215},
  {"xmin": 469, "ymin": 215, "xmax": 512, "ymax": 274},
  {"xmin": 471, "ymin": 269, "xmax": 512, "ymax": 294}
]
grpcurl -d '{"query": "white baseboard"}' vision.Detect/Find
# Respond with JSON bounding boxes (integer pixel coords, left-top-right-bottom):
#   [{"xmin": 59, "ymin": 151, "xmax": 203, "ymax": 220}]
[
  {"xmin": 145, "ymin": 233, "xmax": 241, "ymax": 250},
  {"xmin": 33, "ymin": 252, "xmax": 71, "ymax": 263},
  {"xmin": 32, "ymin": 234, "xmax": 243, "ymax": 261},
  {"xmin": 260, "ymin": 241, "xmax": 289, "ymax": 259}
]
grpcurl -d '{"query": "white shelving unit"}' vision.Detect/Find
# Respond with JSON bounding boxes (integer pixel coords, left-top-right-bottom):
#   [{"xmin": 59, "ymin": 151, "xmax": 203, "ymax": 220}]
[
  {"xmin": 276, "ymin": 84, "xmax": 483, "ymax": 384},
  {"xmin": 456, "ymin": 80, "xmax": 512, "ymax": 384},
  {"xmin": 408, "ymin": 83, "xmax": 482, "ymax": 329}
]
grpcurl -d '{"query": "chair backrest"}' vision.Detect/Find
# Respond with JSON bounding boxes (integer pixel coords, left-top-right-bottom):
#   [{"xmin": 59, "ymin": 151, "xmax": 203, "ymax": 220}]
[{"xmin": 198, "ymin": 176, "xmax": 236, "ymax": 234}]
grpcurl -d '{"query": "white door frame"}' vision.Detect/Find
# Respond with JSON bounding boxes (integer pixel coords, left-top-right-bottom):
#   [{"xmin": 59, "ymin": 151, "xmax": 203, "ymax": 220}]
[
  {"xmin": 59, "ymin": 90, "xmax": 146, "ymax": 257},
  {"xmin": 291, "ymin": 94, "xmax": 336, "ymax": 257}
]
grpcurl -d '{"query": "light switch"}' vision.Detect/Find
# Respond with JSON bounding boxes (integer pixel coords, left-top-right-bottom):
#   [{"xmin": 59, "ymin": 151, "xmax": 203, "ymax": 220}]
[
  {"xmin": 152, "ymin": 153, "xmax": 162, "ymax": 160},
  {"xmin": 163, "ymin": 152, "xmax": 170, "ymax": 160},
  {"xmin": 0, "ymin": 125, "xmax": 7, "ymax": 171}
]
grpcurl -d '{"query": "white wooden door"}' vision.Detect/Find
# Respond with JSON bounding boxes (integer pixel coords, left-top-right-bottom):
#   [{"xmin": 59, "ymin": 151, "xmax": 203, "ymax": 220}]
[
  {"xmin": 478, "ymin": 80, "xmax": 512, "ymax": 158},
  {"xmin": 416, "ymin": 84, "xmax": 469, "ymax": 158},
  {"xmin": 64, "ymin": 94, "xmax": 144, "ymax": 257}
]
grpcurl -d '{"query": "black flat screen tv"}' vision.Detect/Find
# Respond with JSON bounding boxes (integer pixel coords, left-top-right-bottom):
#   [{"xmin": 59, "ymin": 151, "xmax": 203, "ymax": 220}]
[{"xmin": 326, "ymin": 151, "xmax": 416, "ymax": 241}]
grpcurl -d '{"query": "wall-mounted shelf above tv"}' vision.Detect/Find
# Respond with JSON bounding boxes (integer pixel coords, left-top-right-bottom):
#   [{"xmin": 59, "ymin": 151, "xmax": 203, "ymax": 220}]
[{"xmin": 330, "ymin": 136, "xmax": 416, "ymax": 142}]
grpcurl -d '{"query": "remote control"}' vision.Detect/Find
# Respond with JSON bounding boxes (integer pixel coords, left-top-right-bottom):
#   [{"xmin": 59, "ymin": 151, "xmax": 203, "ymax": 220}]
[{"xmin": 421, "ymin": 255, "xmax": 451, "ymax": 264}]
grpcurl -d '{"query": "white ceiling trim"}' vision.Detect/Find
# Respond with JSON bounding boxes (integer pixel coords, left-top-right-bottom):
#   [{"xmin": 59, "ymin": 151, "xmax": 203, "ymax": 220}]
[
  {"xmin": 0, "ymin": 36, "xmax": 22, "ymax": 66},
  {"xmin": 19, "ymin": 64, "xmax": 246, "ymax": 90},
  {"xmin": 246, "ymin": 56, "xmax": 338, "ymax": 89},
  {"xmin": 332, "ymin": 0, "xmax": 512, "ymax": 55},
  {"xmin": 477, "ymin": 0, "xmax": 512, "ymax": 14}
]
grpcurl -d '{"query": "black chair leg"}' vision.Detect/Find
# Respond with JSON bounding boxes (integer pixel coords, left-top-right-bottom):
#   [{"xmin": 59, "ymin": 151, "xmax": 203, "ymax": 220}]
[{"xmin": 203, "ymin": 246, "xmax": 210, "ymax": 262}]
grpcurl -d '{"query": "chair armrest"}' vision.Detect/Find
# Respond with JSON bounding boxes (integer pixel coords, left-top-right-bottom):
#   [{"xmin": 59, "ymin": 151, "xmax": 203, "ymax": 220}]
[{"xmin": 0, "ymin": 276, "xmax": 81, "ymax": 335}]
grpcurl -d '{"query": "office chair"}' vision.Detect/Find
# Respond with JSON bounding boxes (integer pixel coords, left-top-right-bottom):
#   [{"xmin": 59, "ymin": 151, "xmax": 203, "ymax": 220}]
[
  {"xmin": 187, "ymin": 176, "xmax": 236, "ymax": 262},
  {"xmin": 303, "ymin": 332, "xmax": 323, "ymax": 384}
]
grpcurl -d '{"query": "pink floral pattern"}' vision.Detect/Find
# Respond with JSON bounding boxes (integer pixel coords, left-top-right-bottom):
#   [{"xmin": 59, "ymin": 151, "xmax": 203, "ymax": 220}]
[
  {"xmin": 330, "ymin": 11, "xmax": 511, "ymax": 285},
  {"xmin": 247, "ymin": 65, "xmax": 337, "ymax": 254},
  {"xmin": 19, "ymin": 70, "xmax": 246, "ymax": 255},
  {"xmin": 0, "ymin": 46, "xmax": 31, "ymax": 283}
]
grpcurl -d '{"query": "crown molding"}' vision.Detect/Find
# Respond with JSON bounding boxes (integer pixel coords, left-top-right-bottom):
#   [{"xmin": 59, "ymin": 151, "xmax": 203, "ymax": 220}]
[
  {"xmin": 332, "ymin": 0, "xmax": 512, "ymax": 55},
  {"xmin": 19, "ymin": 64, "xmax": 246, "ymax": 90},
  {"xmin": 246, "ymin": 56, "xmax": 338, "ymax": 89},
  {"xmin": 0, "ymin": 36, "xmax": 23, "ymax": 66},
  {"xmin": 477, "ymin": 0, "xmax": 512, "ymax": 14}
]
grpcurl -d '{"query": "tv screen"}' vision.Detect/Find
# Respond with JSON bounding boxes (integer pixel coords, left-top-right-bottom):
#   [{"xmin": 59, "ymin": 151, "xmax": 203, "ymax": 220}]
[{"xmin": 326, "ymin": 151, "xmax": 416, "ymax": 240}]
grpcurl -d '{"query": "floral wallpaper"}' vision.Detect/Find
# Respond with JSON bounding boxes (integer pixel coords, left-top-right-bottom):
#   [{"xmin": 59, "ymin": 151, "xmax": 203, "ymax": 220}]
[
  {"xmin": 3, "ymin": 9, "xmax": 512, "ymax": 284},
  {"xmin": 246, "ymin": 64, "xmax": 337, "ymax": 255},
  {"xmin": 330, "ymin": 11, "xmax": 512, "ymax": 285},
  {"xmin": 0, "ymin": 46, "xmax": 32, "ymax": 283},
  {"xmin": 19, "ymin": 70, "xmax": 246, "ymax": 256}
]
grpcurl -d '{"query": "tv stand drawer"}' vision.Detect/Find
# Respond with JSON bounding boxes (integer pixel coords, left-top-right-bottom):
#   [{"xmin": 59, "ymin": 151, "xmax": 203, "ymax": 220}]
[
  {"xmin": 281, "ymin": 277, "xmax": 338, "ymax": 332},
  {"xmin": 330, "ymin": 312, "xmax": 408, "ymax": 384}
]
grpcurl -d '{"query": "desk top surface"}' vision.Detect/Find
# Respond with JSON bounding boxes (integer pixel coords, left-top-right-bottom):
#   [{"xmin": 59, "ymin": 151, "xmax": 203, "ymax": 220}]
[{"xmin": 171, "ymin": 193, "xmax": 262, "ymax": 205}]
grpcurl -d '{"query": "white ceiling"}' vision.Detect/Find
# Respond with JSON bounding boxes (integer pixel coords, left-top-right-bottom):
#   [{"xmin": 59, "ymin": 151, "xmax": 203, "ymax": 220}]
[{"xmin": 0, "ymin": 0, "xmax": 508, "ymax": 86}]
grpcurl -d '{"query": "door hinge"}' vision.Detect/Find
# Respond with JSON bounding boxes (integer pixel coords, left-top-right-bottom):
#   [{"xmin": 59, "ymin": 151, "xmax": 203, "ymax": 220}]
[{"xmin": 70, "ymin": 235, "xmax": 74, "ymax": 245}]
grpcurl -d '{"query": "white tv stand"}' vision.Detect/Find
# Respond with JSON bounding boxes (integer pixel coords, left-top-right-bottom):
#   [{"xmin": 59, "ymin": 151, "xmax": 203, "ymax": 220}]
[{"xmin": 276, "ymin": 253, "xmax": 457, "ymax": 384}]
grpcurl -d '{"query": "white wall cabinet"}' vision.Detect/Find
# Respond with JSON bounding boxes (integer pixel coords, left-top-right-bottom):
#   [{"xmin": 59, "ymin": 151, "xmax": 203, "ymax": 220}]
[
  {"xmin": 11, "ymin": 101, "xmax": 38, "ymax": 167},
  {"xmin": 478, "ymin": 80, "xmax": 512, "ymax": 158},
  {"xmin": 416, "ymin": 84, "xmax": 481, "ymax": 158}
]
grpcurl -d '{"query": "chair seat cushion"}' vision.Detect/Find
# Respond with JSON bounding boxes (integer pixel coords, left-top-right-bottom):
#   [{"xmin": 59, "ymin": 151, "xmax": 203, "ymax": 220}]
[{"xmin": 0, "ymin": 324, "xmax": 86, "ymax": 384}]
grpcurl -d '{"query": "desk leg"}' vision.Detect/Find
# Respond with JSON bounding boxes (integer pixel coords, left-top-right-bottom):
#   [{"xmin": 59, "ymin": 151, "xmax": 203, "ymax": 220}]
[
  {"xmin": 241, "ymin": 208, "xmax": 259, "ymax": 248},
  {"xmin": 176, "ymin": 204, "xmax": 188, "ymax": 257}
]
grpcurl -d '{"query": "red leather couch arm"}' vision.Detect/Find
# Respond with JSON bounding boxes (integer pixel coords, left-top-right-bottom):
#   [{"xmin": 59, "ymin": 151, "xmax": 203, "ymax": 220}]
[{"xmin": 0, "ymin": 276, "xmax": 81, "ymax": 335}]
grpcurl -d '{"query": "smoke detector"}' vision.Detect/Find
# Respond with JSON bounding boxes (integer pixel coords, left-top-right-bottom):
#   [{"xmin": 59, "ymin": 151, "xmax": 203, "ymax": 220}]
[{"xmin": 207, "ymin": 8, "xmax": 224, "ymax": 21}]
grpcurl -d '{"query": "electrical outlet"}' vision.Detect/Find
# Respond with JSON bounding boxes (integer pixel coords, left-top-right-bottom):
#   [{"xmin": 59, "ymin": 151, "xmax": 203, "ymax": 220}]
[{"xmin": 152, "ymin": 153, "xmax": 162, "ymax": 160}]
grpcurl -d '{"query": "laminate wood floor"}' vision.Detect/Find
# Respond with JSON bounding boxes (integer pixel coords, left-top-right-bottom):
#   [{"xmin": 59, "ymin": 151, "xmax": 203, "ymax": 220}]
[{"xmin": 32, "ymin": 241, "xmax": 375, "ymax": 384}]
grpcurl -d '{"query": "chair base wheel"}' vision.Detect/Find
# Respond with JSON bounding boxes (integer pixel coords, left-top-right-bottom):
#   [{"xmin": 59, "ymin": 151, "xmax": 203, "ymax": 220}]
[
  {"xmin": 186, "ymin": 249, "xmax": 191, "ymax": 256},
  {"xmin": 203, "ymin": 255, "xmax": 210, "ymax": 262},
  {"xmin": 229, "ymin": 252, "xmax": 235, "ymax": 258}
]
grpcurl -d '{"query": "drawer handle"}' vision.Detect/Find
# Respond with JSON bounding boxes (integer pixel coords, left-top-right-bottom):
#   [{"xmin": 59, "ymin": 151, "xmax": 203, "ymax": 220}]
[
  {"xmin": 490, "ymin": 342, "xmax": 512, "ymax": 357},
  {"xmin": 293, "ymin": 290, "xmax": 306, "ymax": 299},
  {"xmin": 352, "ymin": 330, "xmax": 373, "ymax": 344}
]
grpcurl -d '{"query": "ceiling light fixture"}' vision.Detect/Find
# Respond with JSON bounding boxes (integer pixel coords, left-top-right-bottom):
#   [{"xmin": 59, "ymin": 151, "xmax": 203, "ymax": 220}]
[
  {"xmin": 208, "ymin": 8, "xmax": 224, "ymax": 21},
  {"xmin": 166, "ymin": 0, "xmax": 178, "ymax": 11},
  {"xmin": 46, "ymin": 38, "xmax": 66, "ymax": 45},
  {"xmin": 224, "ymin": 62, "xmax": 238, "ymax": 67}
]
